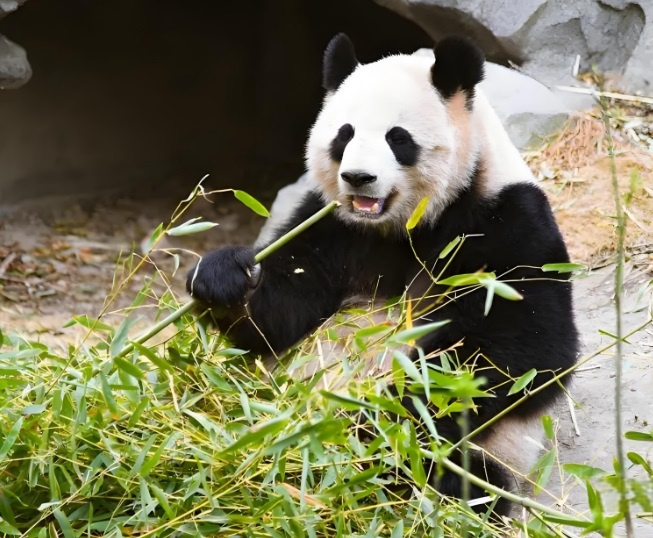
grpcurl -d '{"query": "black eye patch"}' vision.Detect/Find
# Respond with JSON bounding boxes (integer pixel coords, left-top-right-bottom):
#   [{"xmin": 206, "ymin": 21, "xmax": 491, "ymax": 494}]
[
  {"xmin": 329, "ymin": 123, "xmax": 354, "ymax": 162},
  {"xmin": 386, "ymin": 127, "xmax": 420, "ymax": 166}
]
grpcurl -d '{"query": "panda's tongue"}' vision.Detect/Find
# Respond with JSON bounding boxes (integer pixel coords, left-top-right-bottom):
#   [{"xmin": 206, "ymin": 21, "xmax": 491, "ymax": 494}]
[{"xmin": 352, "ymin": 196, "xmax": 384, "ymax": 214}]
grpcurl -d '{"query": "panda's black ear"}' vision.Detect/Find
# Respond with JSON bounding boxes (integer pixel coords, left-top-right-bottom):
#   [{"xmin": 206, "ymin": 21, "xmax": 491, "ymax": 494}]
[
  {"xmin": 431, "ymin": 37, "xmax": 485, "ymax": 103},
  {"xmin": 323, "ymin": 33, "xmax": 358, "ymax": 92}
]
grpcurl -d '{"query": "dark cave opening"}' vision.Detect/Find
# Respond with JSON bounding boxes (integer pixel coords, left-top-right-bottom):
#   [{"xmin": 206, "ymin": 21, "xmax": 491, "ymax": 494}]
[{"xmin": 0, "ymin": 0, "xmax": 433, "ymax": 208}]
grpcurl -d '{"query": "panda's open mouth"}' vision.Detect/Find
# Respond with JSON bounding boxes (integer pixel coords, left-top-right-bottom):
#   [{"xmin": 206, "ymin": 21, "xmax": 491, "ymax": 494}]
[{"xmin": 351, "ymin": 195, "xmax": 386, "ymax": 216}]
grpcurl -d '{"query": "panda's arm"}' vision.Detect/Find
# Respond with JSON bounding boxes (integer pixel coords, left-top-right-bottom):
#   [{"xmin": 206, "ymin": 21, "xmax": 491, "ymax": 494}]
[{"xmin": 188, "ymin": 193, "xmax": 353, "ymax": 355}]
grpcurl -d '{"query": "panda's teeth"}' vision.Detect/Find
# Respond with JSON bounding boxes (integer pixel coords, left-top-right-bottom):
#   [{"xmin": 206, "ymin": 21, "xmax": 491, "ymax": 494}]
[{"xmin": 352, "ymin": 196, "xmax": 384, "ymax": 214}]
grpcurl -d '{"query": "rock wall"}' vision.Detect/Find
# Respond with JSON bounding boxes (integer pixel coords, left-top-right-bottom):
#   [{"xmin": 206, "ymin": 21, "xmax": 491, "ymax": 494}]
[{"xmin": 377, "ymin": 0, "xmax": 650, "ymax": 93}]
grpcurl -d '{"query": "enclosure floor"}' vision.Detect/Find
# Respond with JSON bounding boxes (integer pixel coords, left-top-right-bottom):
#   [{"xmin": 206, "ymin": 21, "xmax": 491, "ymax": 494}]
[{"xmin": 0, "ymin": 137, "xmax": 652, "ymax": 534}]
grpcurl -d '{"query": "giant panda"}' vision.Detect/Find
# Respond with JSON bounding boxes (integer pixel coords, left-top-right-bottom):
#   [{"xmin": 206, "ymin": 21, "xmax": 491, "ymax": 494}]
[{"xmin": 187, "ymin": 34, "xmax": 579, "ymax": 517}]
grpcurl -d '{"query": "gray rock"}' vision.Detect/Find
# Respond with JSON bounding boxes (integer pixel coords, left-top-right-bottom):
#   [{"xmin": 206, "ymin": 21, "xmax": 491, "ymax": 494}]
[
  {"xmin": 0, "ymin": 0, "xmax": 27, "ymax": 20},
  {"xmin": 480, "ymin": 62, "xmax": 571, "ymax": 150},
  {"xmin": 376, "ymin": 0, "xmax": 650, "ymax": 94},
  {"xmin": 619, "ymin": 0, "xmax": 653, "ymax": 93},
  {"xmin": 0, "ymin": 34, "xmax": 32, "ymax": 89}
]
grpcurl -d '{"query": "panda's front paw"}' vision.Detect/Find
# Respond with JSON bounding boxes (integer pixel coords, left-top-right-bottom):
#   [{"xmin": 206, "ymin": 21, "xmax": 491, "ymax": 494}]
[{"xmin": 186, "ymin": 247, "xmax": 260, "ymax": 307}]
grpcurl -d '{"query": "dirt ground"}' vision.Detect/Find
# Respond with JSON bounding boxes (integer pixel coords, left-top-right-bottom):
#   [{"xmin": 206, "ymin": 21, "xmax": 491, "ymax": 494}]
[
  {"xmin": 527, "ymin": 113, "xmax": 653, "ymax": 537},
  {"xmin": 0, "ymin": 111, "xmax": 652, "ymax": 535}
]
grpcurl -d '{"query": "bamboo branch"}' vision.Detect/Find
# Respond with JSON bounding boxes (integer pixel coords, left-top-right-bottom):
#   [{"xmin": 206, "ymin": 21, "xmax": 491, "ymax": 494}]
[
  {"xmin": 555, "ymin": 85, "xmax": 653, "ymax": 105},
  {"xmin": 439, "ymin": 456, "xmax": 589, "ymax": 523},
  {"xmin": 600, "ymin": 96, "xmax": 633, "ymax": 537},
  {"xmin": 114, "ymin": 200, "xmax": 340, "ymax": 359}
]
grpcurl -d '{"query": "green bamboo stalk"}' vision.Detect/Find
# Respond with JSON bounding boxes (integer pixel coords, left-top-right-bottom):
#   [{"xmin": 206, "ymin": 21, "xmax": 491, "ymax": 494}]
[
  {"xmin": 115, "ymin": 200, "xmax": 340, "ymax": 359},
  {"xmin": 439, "ymin": 456, "xmax": 590, "ymax": 524},
  {"xmin": 600, "ymin": 97, "xmax": 633, "ymax": 537}
]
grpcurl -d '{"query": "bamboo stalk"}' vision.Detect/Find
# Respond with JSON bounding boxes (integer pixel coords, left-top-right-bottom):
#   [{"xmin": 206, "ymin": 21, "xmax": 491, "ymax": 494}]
[
  {"xmin": 115, "ymin": 200, "xmax": 340, "ymax": 359},
  {"xmin": 600, "ymin": 97, "xmax": 633, "ymax": 537}
]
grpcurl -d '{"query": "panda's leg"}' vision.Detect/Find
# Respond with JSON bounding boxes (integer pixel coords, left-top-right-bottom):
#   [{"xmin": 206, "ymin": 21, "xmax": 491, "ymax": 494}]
[
  {"xmin": 434, "ymin": 451, "xmax": 513, "ymax": 517},
  {"xmin": 357, "ymin": 399, "xmax": 516, "ymax": 517},
  {"xmin": 398, "ymin": 392, "xmax": 521, "ymax": 517}
]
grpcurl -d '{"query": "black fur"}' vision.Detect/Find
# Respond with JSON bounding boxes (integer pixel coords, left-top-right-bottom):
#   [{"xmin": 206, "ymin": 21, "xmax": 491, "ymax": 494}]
[
  {"xmin": 386, "ymin": 126, "xmax": 420, "ymax": 166},
  {"xmin": 187, "ymin": 246, "xmax": 258, "ymax": 307},
  {"xmin": 322, "ymin": 33, "xmax": 358, "ymax": 91},
  {"xmin": 188, "ymin": 181, "xmax": 579, "ymax": 515},
  {"xmin": 431, "ymin": 36, "xmax": 485, "ymax": 106},
  {"xmin": 329, "ymin": 123, "xmax": 355, "ymax": 162}
]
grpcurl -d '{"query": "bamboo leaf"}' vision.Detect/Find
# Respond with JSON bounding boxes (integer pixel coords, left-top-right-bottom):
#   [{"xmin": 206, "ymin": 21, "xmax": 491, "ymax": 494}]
[
  {"xmin": 0, "ymin": 521, "xmax": 20, "ymax": 536},
  {"xmin": 508, "ymin": 368, "xmax": 538, "ymax": 395},
  {"xmin": 532, "ymin": 448, "xmax": 556, "ymax": 494},
  {"xmin": 63, "ymin": 315, "xmax": 113, "ymax": 332},
  {"xmin": 490, "ymin": 280, "xmax": 523, "ymax": 301},
  {"xmin": 167, "ymin": 219, "xmax": 218, "ymax": 236},
  {"xmin": 53, "ymin": 509, "xmax": 75, "ymax": 538},
  {"xmin": 391, "ymin": 320, "xmax": 450, "ymax": 344},
  {"xmin": 405, "ymin": 196, "xmax": 429, "ymax": 230},
  {"xmin": 627, "ymin": 452, "xmax": 653, "ymax": 476},
  {"xmin": 149, "ymin": 482, "xmax": 175, "ymax": 519},
  {"xmin": 0, "ymin": 416, "xmax": 24, "ymax": 460},
  {"xmin": 234, "ymin": 190, "xmax": 270, "ymax": 217},
  {"xmin": 0, "ymin": 349, "xmax": 42, "ymax": 360},
  {"xmin": 22, "ymin": 404, "xmax": 46, "ymax": 416},
  {"xmin": 437, "ymin": 273, "xmax": 485, "ymax": 287},
  {"xmin": 541, "ymin": 263, "xmax": 586, "ymax": 273},
  {"xmin": 625, "ymin": 430, "xmax": 653, "ymax": 441},
  {"xmin": 542, "ymin": 415, "xmax": 554, "ymax": 440},
  {"xmin": 408, "ymin": 426, "xmax": 427, "ymax": 488},
  {"xmin": 99, "ymin": 371, "xmax": 119, "ymax": 417},
  {"xmin": 354, "ymin": 324, "xmax": 393, "ymax": 339},
  {"xmin": 140, "ymin": 432, "xmax": 181, "ymax": 477},
  {"xmin": 320, "ymin": 391, "xmax": 376, "ymax": 411},
  {"xmin": 392, "ymin": 351, "xmax": 422, "ymax": 383},
  {"xmin": 142, "ymin": 222, "xmax": 164, "ymax": 253},
  {"xmin": 563, "ymin": 463, "xmax": 606, "ymax": 479},
  {"xmin": 221, "ymin": 415, "xmax": 291, "ymax": 454},
  {"xmin": 113, "ymin": 357, "xmax": 146, "ymax": 380},
  {"xmin": 132, "ymin": 342, "xmax": 173, "ymax": 372},
  {"xmin": 109, "ymin": 315, "xmax": 139, "ymax": 358},
  {"xmin": 438, "ymin": 236, "xmax": 461, "ymax": 259},
  {"xmin": 541, "ymin": 514, "xmax": 592, "ymax": 528}
]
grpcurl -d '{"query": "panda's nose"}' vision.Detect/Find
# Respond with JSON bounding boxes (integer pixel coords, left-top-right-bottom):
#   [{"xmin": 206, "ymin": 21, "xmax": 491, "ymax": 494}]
[{"xmin": 340, "ymin": 171, "xmax": 377, "ymax": 188}]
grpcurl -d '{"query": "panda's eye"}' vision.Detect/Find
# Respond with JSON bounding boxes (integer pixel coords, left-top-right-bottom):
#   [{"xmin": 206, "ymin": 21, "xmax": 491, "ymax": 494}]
[
  {"xmin": 386, "ymin": 126, "xmax": 411, "ymax": 145},
  {"xmin": 336, "ymin": 123, "xmax": 354, "ymax": 143},
  {"xmin": 329, "ymin": 124, "xmax": 355, "ymax": 162},
  {"xmin": 386, "ymin": 126, "xmax": 420, "ymax": 166}
]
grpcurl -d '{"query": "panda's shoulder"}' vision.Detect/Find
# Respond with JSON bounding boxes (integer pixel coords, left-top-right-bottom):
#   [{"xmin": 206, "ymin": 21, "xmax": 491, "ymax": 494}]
[
  {"xmin": 441, "ymin": 180, "xmax": 556, "ymax": 232},
  {"xmin": 265, "ymin": 189, "xmax": 346, "ymax": 245},
  {"xmin": 486, "ymin": 182, "xmax": 558, "ymax": 231},
  {"xmin": 288, "ymin": 190, "xmax": 327, "ymax": 223},
  {"xmin": 478, "ymin": 181, "xmax": 569, "ymax": 263}
]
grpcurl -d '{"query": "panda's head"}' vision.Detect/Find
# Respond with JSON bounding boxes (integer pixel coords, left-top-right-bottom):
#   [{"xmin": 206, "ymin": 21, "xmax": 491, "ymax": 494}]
[{"xmin": 306, "ymin": 34, "xmax": 486, "ymax": 231}]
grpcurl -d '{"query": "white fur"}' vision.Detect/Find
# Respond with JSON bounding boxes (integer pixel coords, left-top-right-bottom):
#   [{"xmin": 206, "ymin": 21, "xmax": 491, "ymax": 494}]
[
  {"xmin": 475, "ymin": 416, "xmax": 545, "ymax": 492},
  {"xmin": 471, "ymin": 91, "xmax": 535, "ymax": 195},
  {"xmin": 305, "ymin": 52, "xmax": 535, "ymax": 231}
]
